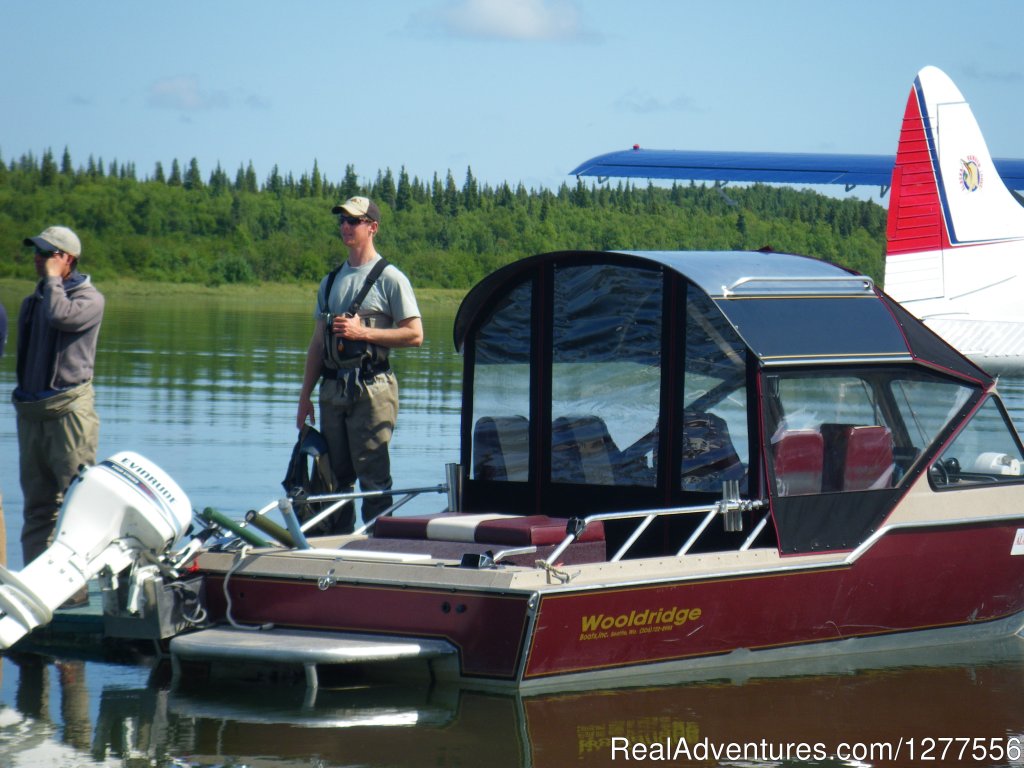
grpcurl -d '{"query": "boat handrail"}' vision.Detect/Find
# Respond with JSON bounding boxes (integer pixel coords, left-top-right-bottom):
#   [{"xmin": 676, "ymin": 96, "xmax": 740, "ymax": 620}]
[
  {"xmin": 225, "ymin": 483, "xmax": 449, "ymax": 548},
  {"xmin": 543, "ymin": 497, "xmax": 769, "ymax": 567},
  {"xmin": 720, "ymin": 275, "xmax": 874, "ymax": 298}
]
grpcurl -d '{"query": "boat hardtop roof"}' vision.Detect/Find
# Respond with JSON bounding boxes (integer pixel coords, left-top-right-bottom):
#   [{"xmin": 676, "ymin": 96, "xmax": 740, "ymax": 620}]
[{"xmin": 454, "ymin": 248, "xmax": 992, "ymax": 383}]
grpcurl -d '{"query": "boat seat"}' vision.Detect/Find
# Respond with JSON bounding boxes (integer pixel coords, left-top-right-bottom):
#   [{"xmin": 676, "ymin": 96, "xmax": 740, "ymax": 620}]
[
  {"xmin": 473, "ymin": 416, "xmax": 529, "ymax": 481},
  {"xmin": 773, "ymin": 429, "xmax": 824, "ymax": 496},
  {"xmin": 551, "ymin": 415, "xmax": 620, "ymax": 485},
  {"xmin": 681, "ymin": 410, "xmax": 746, "ymax": 492},
  {"xmin": 373, "ymin": 512, "xmax": 605, "ymax": 546},
  {"xmin": 821, "ymin": 423, "xmax": 895, "ymax": 491},
  {"xmin": 843, "ymin": 425, "xmax": 895, "ymax": 490}
]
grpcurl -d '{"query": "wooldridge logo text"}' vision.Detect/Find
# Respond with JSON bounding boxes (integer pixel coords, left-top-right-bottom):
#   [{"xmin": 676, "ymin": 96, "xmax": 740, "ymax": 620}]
[{"xmin": 579, "ymin": 607, "xmax": 702, "ymax": 640}]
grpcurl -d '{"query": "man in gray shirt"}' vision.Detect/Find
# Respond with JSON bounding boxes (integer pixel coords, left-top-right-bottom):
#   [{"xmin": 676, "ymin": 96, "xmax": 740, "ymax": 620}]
[
  {"xmin": 14, "ymin": 226, "xmax": 104, "ymax": 595},
  {"xmin": 296, "ymin": 197, "xmax": 422, "ymax": 533}
]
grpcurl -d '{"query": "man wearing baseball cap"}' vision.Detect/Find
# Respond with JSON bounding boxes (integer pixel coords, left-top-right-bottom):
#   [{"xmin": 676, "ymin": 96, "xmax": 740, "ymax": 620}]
[
  {"xmin": 13, "ymin": 226, "xmax": 104, "ymax": 603},
  {"xmin": 296, "ymin": 197, "xmax": 422, "ymax": 534}
]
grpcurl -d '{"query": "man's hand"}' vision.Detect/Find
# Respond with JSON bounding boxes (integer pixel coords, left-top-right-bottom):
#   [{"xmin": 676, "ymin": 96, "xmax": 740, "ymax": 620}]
[
  {"xmin": 296, "ymin": 397, "xmax": 315, "ymax": 430},
  {"xmin": 43, "ymin": 252, "xmax": 70, "ymax": 278},
  {"xmin": 333, "ymin": 313, "xmax": 368, "ymax": 341}
]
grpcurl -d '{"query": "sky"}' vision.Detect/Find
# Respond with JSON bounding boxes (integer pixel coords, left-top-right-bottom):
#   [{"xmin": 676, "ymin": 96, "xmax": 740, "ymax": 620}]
[{"xmin": 3, "ymin": 0, "xmax": 1023, "ymax": 202}]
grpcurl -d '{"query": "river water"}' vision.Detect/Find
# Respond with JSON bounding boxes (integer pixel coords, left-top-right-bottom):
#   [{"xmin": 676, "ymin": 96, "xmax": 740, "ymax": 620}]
[{"xmin": 2, "ymin": 283, "xmax": 1024, "ymax": 767}]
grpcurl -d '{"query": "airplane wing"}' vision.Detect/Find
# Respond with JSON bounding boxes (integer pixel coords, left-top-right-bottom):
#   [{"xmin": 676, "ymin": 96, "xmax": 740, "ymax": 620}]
[{"xmin": 569, "ymin": 147, "xmax": 1024, "ymax": 192}]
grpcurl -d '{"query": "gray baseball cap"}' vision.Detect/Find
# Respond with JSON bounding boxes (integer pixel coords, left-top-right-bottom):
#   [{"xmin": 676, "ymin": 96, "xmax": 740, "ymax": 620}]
[{"xmin": 24, "ymin": 225, "xmax": 82, "ymax": 257}]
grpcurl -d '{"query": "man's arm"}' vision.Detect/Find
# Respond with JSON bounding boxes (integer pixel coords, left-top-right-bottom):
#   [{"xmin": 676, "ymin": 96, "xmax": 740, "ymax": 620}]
[
  {"xmin": 334, "ymin": 315, "xmax": 423, "ymax": 349},
  {"xmin": 41, "ymin": 278, "xmax": 104, "ymax": 331},
  {"xmin": 296, "ymin": 320, "xmax": 326, "ymax": 429}
]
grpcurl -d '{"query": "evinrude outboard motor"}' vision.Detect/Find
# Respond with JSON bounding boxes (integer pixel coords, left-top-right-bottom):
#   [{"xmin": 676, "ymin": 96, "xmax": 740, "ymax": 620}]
[{"xmin": 0, "ymin": 451, "xmax": 192, "ymax": 648}]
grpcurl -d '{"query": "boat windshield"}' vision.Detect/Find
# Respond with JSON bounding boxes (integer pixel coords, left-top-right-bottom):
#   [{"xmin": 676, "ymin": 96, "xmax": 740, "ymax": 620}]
[
  {"xmin": 931, "ymin": 396, "xmax": 1024, "ymax": 489},
  {"xmin": 764, "ymin": 370, "xmax": 975, "ymax": 496}
]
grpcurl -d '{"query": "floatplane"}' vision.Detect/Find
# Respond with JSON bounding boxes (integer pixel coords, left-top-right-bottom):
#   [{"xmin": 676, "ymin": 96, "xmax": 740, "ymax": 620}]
[
  {"xmin": 3, "ymin": 243, "xmax": 1024, "ymax": 692},
  {"xmin": 572, "ymin": 66, "xmax": 1024, "ymax": 373}
]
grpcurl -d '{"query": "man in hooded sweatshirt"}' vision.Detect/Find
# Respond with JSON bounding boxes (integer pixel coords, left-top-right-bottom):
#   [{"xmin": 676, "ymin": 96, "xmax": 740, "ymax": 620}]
[{"xmin": 14, "ymin": 226, "xmax": 104, "ymax": 601}]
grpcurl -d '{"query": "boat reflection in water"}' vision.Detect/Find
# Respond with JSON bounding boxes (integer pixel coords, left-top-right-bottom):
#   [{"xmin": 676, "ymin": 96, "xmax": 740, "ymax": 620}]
[{"xmin": 4, "ymin": 637, "xmax": 1024, "ymax": 767}]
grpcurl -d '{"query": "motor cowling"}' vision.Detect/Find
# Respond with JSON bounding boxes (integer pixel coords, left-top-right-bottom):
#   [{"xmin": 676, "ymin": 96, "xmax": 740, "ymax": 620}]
[
  {"xmin": 54, "ymin": 451, "xmax": 193, "ymax": 560},
  {"xmin": 0, "ymin": 451, "xmax": 192, "ymax": 648}
]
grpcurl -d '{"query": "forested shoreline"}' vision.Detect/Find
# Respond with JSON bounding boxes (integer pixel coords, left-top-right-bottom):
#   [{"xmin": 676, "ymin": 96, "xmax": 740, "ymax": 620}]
[{"xmin": 0, "ymin": 148, "xmax": 888, "ymax": 288}]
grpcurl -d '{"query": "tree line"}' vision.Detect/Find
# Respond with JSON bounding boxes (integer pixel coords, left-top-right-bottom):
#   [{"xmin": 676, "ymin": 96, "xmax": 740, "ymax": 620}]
[{"xmin": 0, "ymin": 148, "xmax": 888, "ymax": 288}]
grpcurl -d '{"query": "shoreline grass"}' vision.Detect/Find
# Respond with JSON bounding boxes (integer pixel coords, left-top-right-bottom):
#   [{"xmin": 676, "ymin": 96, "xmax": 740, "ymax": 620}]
[{"xmin": 0, "ymin": 277, "xmax": 466, "ymax": 310}]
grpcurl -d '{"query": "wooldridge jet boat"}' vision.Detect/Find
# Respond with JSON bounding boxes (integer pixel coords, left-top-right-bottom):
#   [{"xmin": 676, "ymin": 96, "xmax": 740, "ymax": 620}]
[{"xmin": 4, "ymin": 248, "xmax": 1024, "ymax": 692}]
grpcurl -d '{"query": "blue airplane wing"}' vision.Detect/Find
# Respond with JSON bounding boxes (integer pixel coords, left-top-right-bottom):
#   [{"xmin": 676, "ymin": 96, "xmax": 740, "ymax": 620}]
[{"xmin": 569, "ymin": 148, "xmax": 1024, "ymax": 191}]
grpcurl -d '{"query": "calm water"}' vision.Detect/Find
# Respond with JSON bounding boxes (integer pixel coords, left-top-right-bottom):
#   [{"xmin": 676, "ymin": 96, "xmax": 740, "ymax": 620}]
[{"xmin": 3, "ymin": 285, "xmax": 1024, "ymax": 767}]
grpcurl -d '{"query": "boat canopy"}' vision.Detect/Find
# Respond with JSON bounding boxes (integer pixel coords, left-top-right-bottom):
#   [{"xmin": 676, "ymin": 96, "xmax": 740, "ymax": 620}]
[
  {"xmin": 452, "ymin": 250, "xmax": 1000, "ymax": 555},
  {"xmin": 455, "ymin": 249, "xmax": 991, "ymax": 381}
]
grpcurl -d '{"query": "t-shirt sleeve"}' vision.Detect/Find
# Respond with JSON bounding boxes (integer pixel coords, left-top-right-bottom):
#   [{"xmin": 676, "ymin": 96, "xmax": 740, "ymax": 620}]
[{"xmin": 384, "ymin": 267, "xmax": 421, "ymax": 324}]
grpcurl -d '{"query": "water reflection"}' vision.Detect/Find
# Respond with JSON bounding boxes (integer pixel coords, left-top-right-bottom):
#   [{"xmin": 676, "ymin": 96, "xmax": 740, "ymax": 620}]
[{"xmin": 3, "ymin": 638, "xmax": 1024, "ymax": 767}]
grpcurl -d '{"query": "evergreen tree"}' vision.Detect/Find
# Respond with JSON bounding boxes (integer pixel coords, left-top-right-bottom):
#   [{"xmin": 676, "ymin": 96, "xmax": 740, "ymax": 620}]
[
  {"xmin": 209, "ymin": 163, "xmax": 230, "ymax": 195},
  {"xmin": 379, "ymin": 167, "xmax": 397, "ymax": 209},
  {"xmin": 154, "ymin": 161, "xmax": 166, "ymax": 184},
  {"xmin": 462, "ymin": 166, "xmax": 480, "ymax": 211},
  {"xmin": 431, "ymin": 172, "xmax": 445, "ymax": 215},
  {"xmin": 266, "ymin": 164, "xmax": 283, "ymax": 195},
  {"xmin": 244, "ymin": 162, "xmax": 258, "ymax": 193},
  {"xmin": 168, "ymin": 159, "xmax": 183, "ymax": 186},
  {"xmin": 341, "ymin": 164, "xmax": 360, "ymax": 198},
  {"xmin": 395, "ymin": 166, "xmax": 412, "ymax": 211},
  {"xmin": 61, "ymin": 147, "xmax": 73, "ymax": 176},
  {"xmin": 40, "ymin": 149, "xmax": 58, "ymax": 186},
  {"xmin": 444, "ymin": 170, "xmax": 459, "ymax": 217},
  {"xmin": 311, "ymin": 159, "xmax": 323, "ymax": 198},
  {"xmin": 184, "ymin": 157, "xmax": 204, "ymax": 190}
]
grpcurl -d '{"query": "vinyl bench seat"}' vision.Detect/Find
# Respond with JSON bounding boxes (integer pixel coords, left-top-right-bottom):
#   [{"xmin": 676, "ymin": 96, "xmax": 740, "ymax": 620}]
[{"xmin": 372, "ymin": 512, "xmax": 605, "ymax": 547}]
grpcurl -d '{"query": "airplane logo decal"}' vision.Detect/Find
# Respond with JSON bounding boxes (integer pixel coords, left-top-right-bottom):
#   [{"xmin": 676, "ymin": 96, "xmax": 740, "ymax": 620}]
[{"xmin": 960, "ymin": 156, "xmax": 982, "ymax": 192}]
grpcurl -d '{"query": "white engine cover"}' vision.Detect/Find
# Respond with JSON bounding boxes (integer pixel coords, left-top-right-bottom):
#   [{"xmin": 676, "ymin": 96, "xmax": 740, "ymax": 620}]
[
  {"xmin": 0, "ymin": 451, "xmax": 193, "ymax": 649},
  {"xmin": 56, "ymin": 451, "xmax": 193, "ymax": 559}
]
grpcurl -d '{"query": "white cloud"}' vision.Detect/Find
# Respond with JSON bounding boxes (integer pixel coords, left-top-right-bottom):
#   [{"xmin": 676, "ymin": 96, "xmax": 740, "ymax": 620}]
[
  {"xmin": 148, "ymin": 76, "xmax": 229, "ymax": 111},
  {"xmin": 432, "ymin": 0, "xmax": 587, "ymax": 41},
  {"xmin": 615, "ymin": 89, "xmax": 699, "ymax": 114}
]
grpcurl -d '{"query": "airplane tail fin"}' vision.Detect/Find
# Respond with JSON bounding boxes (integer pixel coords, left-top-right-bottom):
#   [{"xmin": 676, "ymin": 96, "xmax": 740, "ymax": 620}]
[{"xmin": 885, "ymin": 66, "xmax": 1024, "ymax": 305}]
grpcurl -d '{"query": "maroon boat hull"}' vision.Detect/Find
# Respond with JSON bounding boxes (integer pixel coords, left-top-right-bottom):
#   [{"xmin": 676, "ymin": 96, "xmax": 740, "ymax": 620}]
[{"xmin": 202, "ymin": 520, "xmax": 1024, "ymax": 682}]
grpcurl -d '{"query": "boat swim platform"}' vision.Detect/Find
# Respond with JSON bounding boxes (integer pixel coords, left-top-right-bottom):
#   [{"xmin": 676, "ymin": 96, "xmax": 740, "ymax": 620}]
[{"xmin": 169, "ymin": 626, "xmax": 458, "ymax": 689}]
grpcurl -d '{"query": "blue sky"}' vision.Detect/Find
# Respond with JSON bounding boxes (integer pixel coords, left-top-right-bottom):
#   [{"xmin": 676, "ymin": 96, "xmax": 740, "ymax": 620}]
[{"xmin": 3, "ymin": 0, "xmax": 1023, "ymax": 199}]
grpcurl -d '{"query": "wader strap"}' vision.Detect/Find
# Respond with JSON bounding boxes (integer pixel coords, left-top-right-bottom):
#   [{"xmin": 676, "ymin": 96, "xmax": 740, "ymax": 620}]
[
  {"xmin": 324, "ymin": 257, "xmax": 391, "ymax": 317},
  {"xmin": 321, "ymin": 257, "xmax": 392, "ymax": 380}
]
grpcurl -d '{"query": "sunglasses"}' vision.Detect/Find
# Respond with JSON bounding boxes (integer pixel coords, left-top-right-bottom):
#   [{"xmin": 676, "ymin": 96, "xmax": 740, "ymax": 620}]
[
  {"xmin": 34, "ymin": 247, "xmax": 62, "ymax": 257},
  {"xmin": 338, "ymin": 216, "xmax": 369, "ymax": 227}
]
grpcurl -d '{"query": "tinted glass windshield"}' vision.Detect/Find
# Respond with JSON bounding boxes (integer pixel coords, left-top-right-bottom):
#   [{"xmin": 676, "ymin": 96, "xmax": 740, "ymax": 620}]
[{"xmin": 765, "ymin": 370, "xmax": 975, "ymax": 497}]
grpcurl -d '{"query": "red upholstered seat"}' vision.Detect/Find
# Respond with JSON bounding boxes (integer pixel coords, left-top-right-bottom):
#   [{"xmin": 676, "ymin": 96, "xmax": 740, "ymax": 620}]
[
  {"xmin": 843, "ymin": 425, "xmax": 894, "ymax": 490},
  {"xmin": 773, "ymin": 430, "xmax": 824, "ymax": 496},
  {"xmin": 373, "ymin": 513, "xmax": 605, "ymax": 546}
]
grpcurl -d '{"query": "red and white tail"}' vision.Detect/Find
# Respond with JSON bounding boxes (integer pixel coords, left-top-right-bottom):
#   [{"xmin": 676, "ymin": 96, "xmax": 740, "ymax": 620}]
[{"xmin": 884, "ymin": 66, "xmax": 1024, "ymax": 372}]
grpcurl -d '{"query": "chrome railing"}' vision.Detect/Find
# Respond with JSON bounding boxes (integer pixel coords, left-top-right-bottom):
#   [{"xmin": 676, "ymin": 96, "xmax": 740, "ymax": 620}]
[{"xmin": 543, "ymin": 491, "xmax": 769, "ymax": 567}]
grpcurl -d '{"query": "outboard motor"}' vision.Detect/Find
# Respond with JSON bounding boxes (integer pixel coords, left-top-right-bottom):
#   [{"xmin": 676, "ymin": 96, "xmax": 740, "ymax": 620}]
[{"xmin": 0, "ymin": 451, "xmax": 192, "ymax": 648}]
